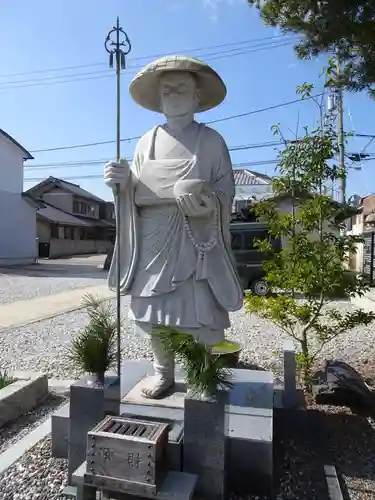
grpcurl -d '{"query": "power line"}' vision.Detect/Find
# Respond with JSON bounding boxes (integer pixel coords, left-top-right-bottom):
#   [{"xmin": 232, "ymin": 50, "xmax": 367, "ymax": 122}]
[
  {"xmin": 0, "ymin": 40, "xmax": 294, "ymax": 90},
  {"xmin": 0, "ymin": 39, "xmax": 291, "ymax": 85},
  {"xmin": 29, "ymin": 94, "xmax": 322, "ymax": 154},
  {"xmin": 26, "ymin": 141, "xmax": 283, "ymax": 169},
  {"xmin": 0, "ymin": 34, "xmax": 291, "ymax": 79},
  {"xmin": 24, "ymin": 159, "xmax": 278, "ymax": 183}
]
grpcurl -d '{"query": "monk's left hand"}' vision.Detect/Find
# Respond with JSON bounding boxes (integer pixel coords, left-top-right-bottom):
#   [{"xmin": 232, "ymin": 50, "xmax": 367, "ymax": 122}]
[{"xmin": 177, "ymin": 193, "xmax": 215, "ymax": 217}]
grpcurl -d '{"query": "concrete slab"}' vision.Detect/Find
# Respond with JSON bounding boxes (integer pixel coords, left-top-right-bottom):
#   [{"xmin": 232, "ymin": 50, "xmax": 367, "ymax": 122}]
[
  {"xmin": 0, "ymin": 372, "xmax": 48, "ymax": 428},
  {"xmin": 0, "ymin": 284, "xmax": 114, "ymax": 332},
  {"xmin": 51, "ymin": 402, "xmax": 70, "ymax": 459},
  {"xmin": 122, "ymin": 378, "xmax": 186, "ymax": 409},
  {"xmin": 49, "ymin": 379, "xmax": 76, "ymax": 395},
  {"xmin": 120, "ymin": 359, "xmax": 153, "ymax": 398},
  {"xmin": 351, "ymin": 290, "xmax": 375, "ymax": 312}
]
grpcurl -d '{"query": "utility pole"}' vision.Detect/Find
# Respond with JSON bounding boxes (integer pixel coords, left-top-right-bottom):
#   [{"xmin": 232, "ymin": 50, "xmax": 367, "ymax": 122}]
[
  {"xmin": 337, "ymin": 58, "xmax": 346, "ymax": 204},
  {"xmin": 105, "ymin": 18, "xmax": 131, "ymax": 377}
]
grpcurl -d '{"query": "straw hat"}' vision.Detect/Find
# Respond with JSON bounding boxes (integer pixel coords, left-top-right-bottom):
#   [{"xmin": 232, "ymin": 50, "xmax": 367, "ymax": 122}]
[{"xmin": 129, "ymin": 55, "xmax": 227, "ymax": 113}]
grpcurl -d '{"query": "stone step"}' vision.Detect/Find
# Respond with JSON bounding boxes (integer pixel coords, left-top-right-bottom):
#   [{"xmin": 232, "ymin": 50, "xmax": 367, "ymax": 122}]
[
  {"xmin": 51, "ymin": 402, "xmax": 70, "ymax": 459},
  {"xmin": 68, "ymin": 461, "xmax": 197, "ymax": 500}
]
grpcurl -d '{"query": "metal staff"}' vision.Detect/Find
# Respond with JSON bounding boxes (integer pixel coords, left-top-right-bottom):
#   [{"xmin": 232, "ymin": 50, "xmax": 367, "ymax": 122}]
[{"xmin": 105, "ymin": 17, "xmax": 131, "ymax": 377}]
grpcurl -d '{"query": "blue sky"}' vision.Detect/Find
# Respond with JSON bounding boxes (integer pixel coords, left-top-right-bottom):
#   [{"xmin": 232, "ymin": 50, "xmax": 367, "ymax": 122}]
[{"xmin": 1, "ymin": 0, "xmax": 374, "ymax": 201}]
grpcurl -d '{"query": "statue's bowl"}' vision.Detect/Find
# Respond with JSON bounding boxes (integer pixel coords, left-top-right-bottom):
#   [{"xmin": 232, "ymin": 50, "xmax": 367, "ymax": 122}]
[{"xmin": 212, "ymin": 339, "xmax": 242, "ymax": 368}]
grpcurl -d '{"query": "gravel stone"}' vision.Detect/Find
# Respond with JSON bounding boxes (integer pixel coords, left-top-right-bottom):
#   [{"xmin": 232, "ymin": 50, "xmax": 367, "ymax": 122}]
[
  {"xmin": 0, "ymin": 272, "xmax": 105, "ymax": 305},
  {"xmin": 1, "ymin": 297, "xmax": 375, "ymax": 380},
  {"xmin": 0, "ymin": 297, "xmax": 152, "ymax": 379},
  {"xmin": 0, "ymin": 436, "xmax": 67, "ymax": 500}
]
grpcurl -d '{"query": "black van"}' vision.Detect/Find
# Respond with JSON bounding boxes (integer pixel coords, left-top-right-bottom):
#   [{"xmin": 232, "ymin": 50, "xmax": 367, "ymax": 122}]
[{"xmin": 230, "ymin": 221, "xmax": 281, "ymax": 296}]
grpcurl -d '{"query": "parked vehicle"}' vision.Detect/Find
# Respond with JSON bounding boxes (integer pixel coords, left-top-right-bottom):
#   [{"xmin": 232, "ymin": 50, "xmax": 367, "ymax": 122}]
[{"xmin": 230, "ymin": 221, "xmax": 281, "ymax": 296}]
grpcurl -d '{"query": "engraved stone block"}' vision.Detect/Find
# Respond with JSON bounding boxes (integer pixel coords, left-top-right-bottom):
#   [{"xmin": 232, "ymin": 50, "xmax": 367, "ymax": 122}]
[
  {"xmin": 85, "ymin": 416, "xmax": 169, "ymax": 495},
  {"xmin": 183, "ymin": 392, "xmax": 227, "ymax": 500},
  {"xmin": 68, "ymin": 374, "xmax": 120, "ymax": 482}
]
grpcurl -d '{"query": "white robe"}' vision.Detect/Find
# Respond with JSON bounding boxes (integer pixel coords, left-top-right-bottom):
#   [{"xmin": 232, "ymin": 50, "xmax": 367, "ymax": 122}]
[{"xmin": 108, "ymin": 121, "xmax": 243, "ymax": 345}]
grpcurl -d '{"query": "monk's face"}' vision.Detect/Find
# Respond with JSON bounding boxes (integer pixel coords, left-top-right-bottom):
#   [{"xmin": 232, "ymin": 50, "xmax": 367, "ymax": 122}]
[{"xmin": 159, "ymin": 71, "xmax": 199, "ymax": 118}]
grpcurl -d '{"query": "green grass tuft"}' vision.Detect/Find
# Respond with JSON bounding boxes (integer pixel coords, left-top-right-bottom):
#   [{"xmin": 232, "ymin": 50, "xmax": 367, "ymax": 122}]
[
  {"xmin": 67, "ymin": 293, "xmax": 118, "ymax": 376},
  {"xmin": 0, "ymin": 371, "xmax": 16, "ymax": 389}
]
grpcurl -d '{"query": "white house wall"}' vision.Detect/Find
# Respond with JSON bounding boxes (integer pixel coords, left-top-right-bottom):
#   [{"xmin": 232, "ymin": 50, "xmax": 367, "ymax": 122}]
[
  {"xmin": 0, "ymin": 190, "xmax": 37, "ymax": 265},
  {"xmin": 0, "ymin": 136, "xmax": 25, "ymax": 194}
]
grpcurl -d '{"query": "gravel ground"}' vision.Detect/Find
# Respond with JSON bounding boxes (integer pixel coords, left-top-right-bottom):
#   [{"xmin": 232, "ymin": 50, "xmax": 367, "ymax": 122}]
[
  {"xmin": 0, "ymin": 295, "xmax": 374, "ymax": 499},
  {"xmin": 0, "ymin": 273, "xmax": 105, "ymax": 305},
  {"xmin": 0, "ymin": 394, "xmax": 67, "ymax": 454},
  {"xmin": 1, "ymin": 297, "xmax": 374, "ymax": 380},
  {"xmin": 0, "ymin": 437, "xmax": 67, "ymax": 500},
  {"xmin": 322, "ymin": 405, "xmax": 375, "ymax": 500}
]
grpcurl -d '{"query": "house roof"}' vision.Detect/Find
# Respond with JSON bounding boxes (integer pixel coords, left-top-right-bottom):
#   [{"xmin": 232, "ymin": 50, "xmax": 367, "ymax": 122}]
[
  {"xmin": 36, "ymin": 201, "xmax": 115, "ymax": 229},
  {"xmin": 37, "ymin": 204, "xmax": 95, "ymax": 227},
  {"xmin": 0, "ymin": 129, "xmax": 34, "ymax": 160},
  {"xmin": 21, "ymin": 192, "xmax": 44, "ymax": 209},
  {"xmin": 233, "ymin": 168, "xmax": 271, "ymax": 185},
  {"xmin": 26, "ymin": 176, "xmax": 105, "ymax": 203}
]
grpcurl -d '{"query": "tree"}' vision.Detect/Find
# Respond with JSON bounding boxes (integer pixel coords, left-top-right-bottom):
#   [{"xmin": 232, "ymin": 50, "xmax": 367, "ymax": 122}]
[
  {"xmin": 248, "ymin": 0, "xmax": 375, "ymax": 97},
  {"xmin": 245, "ymin": 83, "xmax": 375, "ymax": 391}
]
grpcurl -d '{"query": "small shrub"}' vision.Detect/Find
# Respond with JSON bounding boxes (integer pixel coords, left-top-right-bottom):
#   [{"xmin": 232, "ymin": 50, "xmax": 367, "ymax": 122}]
[{"xmin": 67, "ymin": 294, "xmax": 118, "ymax": 379}]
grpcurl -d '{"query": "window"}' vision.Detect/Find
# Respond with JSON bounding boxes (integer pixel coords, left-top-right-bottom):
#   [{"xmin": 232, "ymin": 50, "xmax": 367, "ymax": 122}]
[
  {"xmin": 51, "ymin": 224, "xmax": 59, "ymax": 238},
  {"xmin": 235, "ymin": 200, "xmax": 250, "ymax": 212},
  {"xmin": 80, "ymin": 228, "xmax": 96, "ymax": 240},
  {"xmin": 64, "ymin": 227, "xmax": 74, "ymax": 240},
  {"xmin": 243, "ymin": 230, "xmax": 269, "ymax": 250},
  {"xmin": 73, "ymin": 200, "xmax": 95, "ymax": 215},
  {"xmin": 231, "ymin": 232, "xmax": 242, "ymax": 250}
]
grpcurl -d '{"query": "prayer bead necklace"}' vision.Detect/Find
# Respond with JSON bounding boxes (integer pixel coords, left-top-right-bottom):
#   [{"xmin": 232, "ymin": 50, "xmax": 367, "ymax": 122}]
[{"xmin": 183, "ymin": 207, "xmax": 218, "ymax": 258}]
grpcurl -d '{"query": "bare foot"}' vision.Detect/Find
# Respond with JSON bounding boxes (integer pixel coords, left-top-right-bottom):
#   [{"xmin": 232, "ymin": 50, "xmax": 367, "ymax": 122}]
[{"xmin": 141, "ymin": 375, "xmax": 175, "ymax": 399}]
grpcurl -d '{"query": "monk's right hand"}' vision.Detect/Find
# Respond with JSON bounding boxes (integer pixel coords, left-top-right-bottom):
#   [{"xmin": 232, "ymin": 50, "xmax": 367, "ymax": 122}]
[{"xmin": 104, "ymin": 159, "xmax": 130, "ymax": 190}]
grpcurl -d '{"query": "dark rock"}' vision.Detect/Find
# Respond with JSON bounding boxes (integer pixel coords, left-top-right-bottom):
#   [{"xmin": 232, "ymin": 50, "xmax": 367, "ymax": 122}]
[{"xmin": 312, "ymin": 360, "xmax": 375, "ymax": 413}]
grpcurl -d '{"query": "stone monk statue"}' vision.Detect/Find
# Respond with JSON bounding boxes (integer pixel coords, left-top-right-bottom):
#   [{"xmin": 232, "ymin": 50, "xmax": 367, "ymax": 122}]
[{"xmin": 104, "ymin": 56, "xmax": 243, "ymax": 399}]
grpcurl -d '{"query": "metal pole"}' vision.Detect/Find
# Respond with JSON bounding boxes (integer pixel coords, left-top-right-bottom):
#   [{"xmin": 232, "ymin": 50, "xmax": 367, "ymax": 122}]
[
  {"xmin": 105, "ymin": 18, "xmax": 131, "ymax": 377},
  {"xmin": 337, "ymin": 58, "xmax": 346, "ymax": 204}
]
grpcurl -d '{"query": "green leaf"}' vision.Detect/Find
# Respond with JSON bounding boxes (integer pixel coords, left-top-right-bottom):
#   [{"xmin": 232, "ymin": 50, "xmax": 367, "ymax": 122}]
[
  {"xmin": 155, "ymin": 327, "xmax": 233, "ymax": 397},
  {"xmin": 67, "ymin": 294, "xmax": 118, "ymax": 375}
]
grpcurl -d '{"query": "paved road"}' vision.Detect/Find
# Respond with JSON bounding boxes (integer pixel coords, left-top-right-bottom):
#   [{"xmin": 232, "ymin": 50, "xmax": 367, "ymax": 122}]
[
  {"xmin": 0, "ymin": 254, "xmax": 108, "ymax": 306},
  {"xmin": 0, "ymin": 284, "xmax": 115, "ymax": 331}
]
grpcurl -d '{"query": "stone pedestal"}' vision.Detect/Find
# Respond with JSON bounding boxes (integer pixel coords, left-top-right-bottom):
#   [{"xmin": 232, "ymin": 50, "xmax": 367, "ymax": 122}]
[
  {"xmin": 183, "ymin": 391, "xmax": 227, "ymax": 500},
  {"xmin": 120, "ymin": 360, "xmax": 274, "ymax": 496},
  {"xmin": 55, "ymin": 359, "xmax": 273, "ymax": 497},
  {"xmin": 283, "ymin": 339, "xmax": 298, "ymax": 409},
  {"xmin": 67, "ymin": 373, "xmax": 120, "ymax": 482},
  {"xmin": 227, "ymin": 369, "xmax": 273, "ymax": 496}
]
